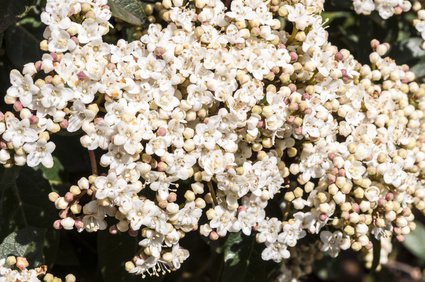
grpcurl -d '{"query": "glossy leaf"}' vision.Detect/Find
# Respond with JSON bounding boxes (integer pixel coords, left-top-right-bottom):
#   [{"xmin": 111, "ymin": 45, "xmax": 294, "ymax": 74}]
[
  {"xmin": 403, "ymin": 221, "xmax": 425, "ymax": 262},
  {"xmin": 108, "ymin": 0, "xmax": 146, "ymax": 26},
  {"xmin": 0, "ymin": 227, "xmax": 46, "ymax": 267}
]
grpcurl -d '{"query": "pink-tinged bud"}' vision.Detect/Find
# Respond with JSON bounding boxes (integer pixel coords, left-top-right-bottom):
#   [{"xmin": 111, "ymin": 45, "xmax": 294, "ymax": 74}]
[
  {"xmin": 294, "ymin": 127, "xmax": 302, "ymax": 135},
  {"xmin": 109, "ymin": 225, "xmax": 118, "ymax": 235},
  {"xmin": 366, "ymin": 242, "xmax": 373, "ymax": 250},
  {"xmin": 94, "ymin": 117, "xmax": 104, "ymax": 125},
  {"xmin": 60, "ymin": 120, "xmax": 69, "ymax": 129},
  {"xmin": 74, "ymin": 219, "xmax": 84, "ymax": 230},
  {"xmin": 209, "ymin": 231, "xmax": 219, "ymax": 241},
  {"xmin": 385, "ymin": 193, "xmax": 394, "ymax": 201},
  {"xmin": 203, "ymin": 118, "xmax": 209, "ymax": 124},
  {"xmin": 156, "ymin": 127, "xmax": 167, "ymax": 136},
  {"xmin": 290, "ymin": 103, "xmax": 299, "ymax": 111},
  {"xmin": 284, "ymin": 97, "xmax": 290, "ymax": 104},
  {"xmin": 59, "ymin": 209, "xmax": 68, "ymax": 219},
  {"xmin": 319, "ymin": 213, "xmax": 328, "ymax": 221},
  {"xmin": 35, "ymin": 61, "xmax": 42, "ymax": 71},
  {"xmin": 45, "ymin": 76, "xmax": 53, "ymax": 84},
  {"xmin": 107, "ymin": 63, "xmax": 116, "ymax": 70},
  {"xmin": 341, "ymin": 69, "xmax": 347, "ymax": 76},
  {"xmin": 378, "ymin": 198, "xmax": 386, "ymax": 206},
  {"xmin": 327, "ymin": 174, "xmax": 336, "ymax": 184},
  {"xmin": 167, "ymin": 192, "xmax": 177, "ymax": 202},
  {"xmin": 237, "ymin": 205, "xmax": 247, "ymax": 213},
  {"xmin": 328, "ymin": 153, "xmax": 336, "ymax": 160},
  {"xmin": 302, "ymin": 93, "xmax": 311, "ymax": 100},
  {"xmin": 13, "ymin": 101, "xmax": 23, "ymax": 112},
  {"xmin": 338, "ymin": 169, "xmax": 346, "ymax": 177},
  {"xmin": 401, "ymin": 78, "xmax": 410, "ymax": 84},
  {"xmin": 370, "ymin": 39, "xmax": 380, "ymax": 49},
  {"xmin": 0, "ymin": 112, "xmax": 4, "ymax": 122},
  {"xmin": 257, "ymin": 120, "xmax": 264, "ymax": 128},
  {"xmin": 303, "ymin": 108, "xmax": 312, "ymax": 115},
  {"xmin": 53, "ymin": 219, "xmax": 62, "ymax": 230},
  {"xmin": 0, "ymin": 142, "xmax": 7, "ymax": 149},
  {"xmin": 128, "ymin": 229, "xmax": 138, "ymax": 237},
  {"xmin": 288, "ymin": 84, "xmax": 297, "ymax": 92},
  {"xmin": 154, "ymin": 47, "xmax": 166, "ymax": 58},
  {"xmin": 71, "ymin": 36, "xmax": 79, "ymax": 45},
  {"xmin": 396, "ymin": 235, "xmax": 405, "ymax": 242},
  {"xmin": 278, "ymin": 43, "xmax": 286, "ymax": 49},
  {"xmin": 352, "ymin": 203, "xmax": 360, "ymax": 213},
  {"xmin": 16, "ymin": 257, "xmax": 29, "ymax": 271},
  {"xmin": 64, "ymin": 192, "xmax": 74, "ymax": 203},
  {"xmin": 331, "ymin": 167, "xmax": 339, "ymax": 175},
  {"xmin": 335, "ymin": 52, "xmax": 344, "ymax": 61},
  {"xmin": 157, "ymin": 161, "xmax": 167, "ymax": 172},
  {"xmin": 77, "ymin": 71, "xmax": 87, "ymax": 80},
  {"xmin": 50, "ymin": 53, "xmax": 58, "ymax": 62},
  {"xmin": 29, "ymin": 115, "xmax": 39, "ymax": 125},
  {"xmin": 290, "ymin": 51, "xmax": 298, "ymax": 62}
]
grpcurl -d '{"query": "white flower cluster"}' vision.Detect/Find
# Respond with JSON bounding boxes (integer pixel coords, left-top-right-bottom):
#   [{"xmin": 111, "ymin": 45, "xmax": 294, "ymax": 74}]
[
  {"xmin": 1, "ymin": 0, "xmax": 425, "ymax": 280},
  {"xmin": 352, "ymin": 0, "xmax": 411, "ymax": 18}
]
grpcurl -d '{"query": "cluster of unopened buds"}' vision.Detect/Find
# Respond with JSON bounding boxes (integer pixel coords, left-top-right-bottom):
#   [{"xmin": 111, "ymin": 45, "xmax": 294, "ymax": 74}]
[
  {"xmin": 1, "ymin": 0, "xmax": 425, "ymax": 281},
  {"xmin": 0, "ymin": 256, "xmax": 45, "ymax": 281},
  {"xmin": 0, "ymin": 255, "xmax": 75, "ymax": 282}
]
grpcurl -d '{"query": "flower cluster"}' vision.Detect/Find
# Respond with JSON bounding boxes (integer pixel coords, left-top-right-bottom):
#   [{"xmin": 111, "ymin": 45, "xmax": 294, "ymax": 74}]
[
  {"xmin": 352, "ymin": 0, "xmax": 411, "ymax": 18},
  {"xmin": 1, "ymin": 0, "xmax": 425, "ymax": 280}
]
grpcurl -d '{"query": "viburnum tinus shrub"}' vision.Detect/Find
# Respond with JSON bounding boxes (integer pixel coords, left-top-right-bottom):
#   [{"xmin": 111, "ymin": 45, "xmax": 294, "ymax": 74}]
[{"xmin": 1, "ymin": 0, "xmax": 425, "ymax": 281}]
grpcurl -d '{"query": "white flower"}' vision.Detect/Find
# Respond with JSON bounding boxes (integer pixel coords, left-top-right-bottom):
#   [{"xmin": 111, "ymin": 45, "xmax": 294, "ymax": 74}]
[
  {"xmin": 2, "ymin": 117, "xmax": 38, "ymax": 148},
  {"xmin": 23, "ymin": 140, "xmax": 56, "ymax": 168},
  {"xmin": 320, "ymin": 231, "xmax": 350, "ymax": 257}
]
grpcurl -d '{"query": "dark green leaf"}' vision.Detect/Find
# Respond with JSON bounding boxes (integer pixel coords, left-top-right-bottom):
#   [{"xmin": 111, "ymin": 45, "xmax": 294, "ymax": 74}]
[
  {"xmin": 403, "ymin": 221, "xmax": 425, "ymax": 262},
  {"xmin": 0, "ymin": 0, "xmax": 32, "ymax": 33},
  {"xmin": 108, "ymin": 0, "xmax": 146, "ymax": 26},
  {"xmin": 5, "ymin": 24, "xmax": 42, "ymax": 68},
  {"xmin": 0, "ymin": 227, "xmax": 46, "ymax": 266},
  {"xmin": 0, "ymin": 167, "xmax": 60, "ymax": 267},
  {"xmin": 221, "ymin": 232, "xmax": 276, "ymax": 282},
  {"xmin": 97, "ymin": 231, "xmax": 139, "ymax": 282}
]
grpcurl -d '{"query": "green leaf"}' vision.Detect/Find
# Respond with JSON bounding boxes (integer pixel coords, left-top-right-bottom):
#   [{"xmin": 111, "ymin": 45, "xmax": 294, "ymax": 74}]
[
  {"xmin": 0, "ymin": 227, "xmax": 46, "ymax": 266},
  {"xmin": 5, "ymin": 24, "xmax": 42, "ymax": 68},
  {"xmin": 0, "ymin": 0, "xmax": 32, "ymax": 33},
  {"xmin": 37, "ymin": 157, "xmax": 64, "ymax": 185},
  {"xmin": 403, "ymin": 221, "xmax": 425, "ymax": 262},
  {"xmin": 0, "ymin": 167, "xmax": 59, "ymax": 266},
  {"xmin": 220, "ymin": 232, "xmax": 276, "ymax": 282},
  {"xmin": 108, "ymin": 0, "xmax": 146, "ymax": 26}
]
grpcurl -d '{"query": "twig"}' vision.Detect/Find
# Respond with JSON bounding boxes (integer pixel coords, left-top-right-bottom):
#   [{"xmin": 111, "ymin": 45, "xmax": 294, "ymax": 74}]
[
  {"xmin": 225, "ymin": 0, "xmax": 232, "ymax": 10},
  {"xmin": 207, "ymin": 181, "xmax": 218, "ymax": 206},
  {"xmin": 88, "ymin": 150, "xmax": 98, "ymax": 175}
]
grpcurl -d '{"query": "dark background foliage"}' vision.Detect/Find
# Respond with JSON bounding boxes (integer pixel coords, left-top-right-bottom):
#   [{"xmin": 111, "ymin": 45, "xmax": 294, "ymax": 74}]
[{"xmin": 0, "ymin": 0, "xmax": 425, "ymax": 281}]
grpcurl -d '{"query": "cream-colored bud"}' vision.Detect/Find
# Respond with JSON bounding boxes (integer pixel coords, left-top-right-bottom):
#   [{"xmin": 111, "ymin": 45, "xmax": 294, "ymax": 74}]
[
  {"xmin": 184, "ymin": 190, "xmax": 195, "ymax": 202},
  {"xmin": 206, "ymin": 208, "xmax": 216, "ymax": 220}
]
